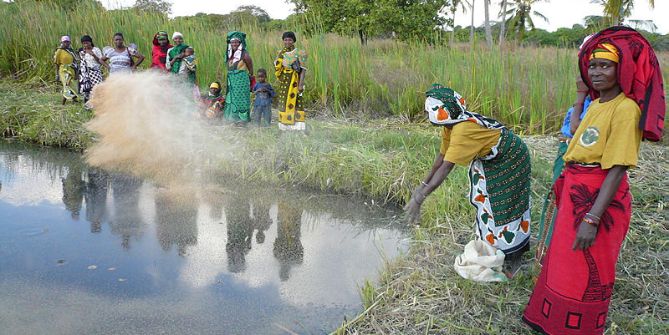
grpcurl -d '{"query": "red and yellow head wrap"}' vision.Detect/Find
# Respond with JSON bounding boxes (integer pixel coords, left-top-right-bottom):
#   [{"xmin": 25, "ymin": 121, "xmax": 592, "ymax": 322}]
[
  {"xmin": 209, "ymin": 82, "xmax": 220, "ymax": 89},
  {"xmin": 589, "ymin": 43, "xmax": 619, "ymax": 63}
]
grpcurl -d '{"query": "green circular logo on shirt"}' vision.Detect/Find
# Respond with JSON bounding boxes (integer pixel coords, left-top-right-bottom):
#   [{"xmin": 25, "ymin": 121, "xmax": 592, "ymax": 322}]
[{"xmin": 579, "ymin": 126, "xmax": 600, "ymax": 147}]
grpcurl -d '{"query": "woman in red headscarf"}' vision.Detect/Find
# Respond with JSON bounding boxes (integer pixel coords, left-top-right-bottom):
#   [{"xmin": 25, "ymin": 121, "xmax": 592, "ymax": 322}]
[
  {"xmin": 523, "ymin": 27, "xmax": 664, "ymax": 335},
  {"xmin": 151, "ymin": 31, "xmax": 172, "ymax": 70}
]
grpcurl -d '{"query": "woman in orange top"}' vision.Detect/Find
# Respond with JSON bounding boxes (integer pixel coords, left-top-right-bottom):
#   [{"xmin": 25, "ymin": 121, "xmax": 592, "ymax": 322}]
[{"xmin": 406, "ymin": 85, "xmax": 532, "ymax": 265}]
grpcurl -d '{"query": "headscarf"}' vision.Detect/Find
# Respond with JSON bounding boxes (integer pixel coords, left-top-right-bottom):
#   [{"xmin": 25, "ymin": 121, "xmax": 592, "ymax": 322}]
[
  {"xmin": 425, "ymin": 84, "xmax": 504, "ymax": 130},
  {"xmin": 579, "ymin": 26, "xmax": 665, "ymax": 142},
  {"xmin": 59, "ymin": 35, "xmax": 73, "ymax": 50},
  {"xmin": 172, "ymin": 31, "xmax": 183, "ymax": 40},
  {"xmin": 226, "ymin": 31, "xmax": 247, "ymax": 63},
  {"xmin": 153, "ymin": 31, "xmax": 170, "ymax": 46},
  {"xmin": 589, "ymin": 43, "xmax": 619, "ymax": 63}
]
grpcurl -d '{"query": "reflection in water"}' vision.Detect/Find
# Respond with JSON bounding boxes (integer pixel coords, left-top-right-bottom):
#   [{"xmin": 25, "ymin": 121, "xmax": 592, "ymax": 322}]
[
  {"xmin": 252, "ymin": 198, "xmax": 272, "ymax": 244},
  {"xmin": 155, "ymin": 190, "xmax": 198, "ymax": 256},
  {"xmin": 0, "ymin": 141, "xmax": 409, "ymax": 335},
  {"xmin": 61, "ymin": 166, "xmax": 84, "ymax": 220},
  {"xmin": 109, "ymin": 174, "xmax": 144, "ymax": 250},
  {"xmin": 225, "ymin": 195, "xmax": 253, "ymax": 273},
  {"xmin": 84, "ymin": 169, "xmax": 108, "ymax": 233},
  {"xmin": 274, "ymin": 201, "xmax": 304, "ymax": 281}
]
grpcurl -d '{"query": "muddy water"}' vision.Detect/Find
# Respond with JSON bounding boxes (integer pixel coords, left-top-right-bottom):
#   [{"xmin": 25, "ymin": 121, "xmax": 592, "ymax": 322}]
[{"xmin": 0, "ymin": 142, "xmax": 409, "ymax": 335}]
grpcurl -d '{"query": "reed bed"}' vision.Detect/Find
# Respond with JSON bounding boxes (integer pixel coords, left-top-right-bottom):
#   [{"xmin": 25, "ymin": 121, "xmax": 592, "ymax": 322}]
[{"xmin": 6, "ymin": 1, "xmax": 669, "ymax": 134}]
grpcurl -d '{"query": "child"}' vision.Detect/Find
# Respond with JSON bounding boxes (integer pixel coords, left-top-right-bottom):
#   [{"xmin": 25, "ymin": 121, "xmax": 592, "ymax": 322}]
[
  {"xmin": 252, "ymin": 69, "xmax": 275, "ymax": 126},
  {"xmin": 184, "ymin": 47, "xmax": 196, "ymax": 83},
  {"xmin": 203, "ymin": 81, "xmax": 225, "ymax": 119},
  {"xmin": 183, "ymin": 47, "xmax": 199, "ymax": 100}
]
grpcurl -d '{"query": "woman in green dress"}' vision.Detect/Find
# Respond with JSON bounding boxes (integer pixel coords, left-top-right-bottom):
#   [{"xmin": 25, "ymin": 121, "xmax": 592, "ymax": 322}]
[{"xmin": 223, "ymin": 31, "xmax": 254, "ymax": 125}]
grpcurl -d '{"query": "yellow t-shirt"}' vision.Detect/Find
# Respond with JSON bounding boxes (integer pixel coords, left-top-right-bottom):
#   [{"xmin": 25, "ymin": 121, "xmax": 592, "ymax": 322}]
[
  {"xmin": 563, "ymin": 93, "xmax": 642, "ymax": 169},
  {"xmin": 53, "ymin": 49, "xmax": 74, "ymax": 66},
  {"xmin": 439, "ymin": 121, "xmax": 502, "ymax": 166}
]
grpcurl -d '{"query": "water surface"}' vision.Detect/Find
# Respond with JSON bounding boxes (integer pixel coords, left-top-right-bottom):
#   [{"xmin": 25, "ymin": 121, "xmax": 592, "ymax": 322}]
[{"xmin": 0, "ymin": 142, "xmax": 409, "ymax": 335}]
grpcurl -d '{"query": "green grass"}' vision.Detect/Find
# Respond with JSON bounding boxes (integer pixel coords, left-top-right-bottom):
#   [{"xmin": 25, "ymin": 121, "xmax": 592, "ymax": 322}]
[
  {"xmin": 2, "ymin": 79, "xmax": 666, "ymax": 334},
  {"xmin": 0, "ymin": 81, "xmax": 91, "ymax": 150}
]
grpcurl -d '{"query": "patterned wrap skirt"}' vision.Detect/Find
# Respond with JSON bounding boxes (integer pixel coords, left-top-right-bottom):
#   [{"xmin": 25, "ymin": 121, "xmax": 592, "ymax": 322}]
[
  {"xmin": 523, "ymin": 164, "xmax": 632, "ymax": 335},
  {"xmin": 470, "ymin": 129, "xmax": 532, "ymax": 256}
]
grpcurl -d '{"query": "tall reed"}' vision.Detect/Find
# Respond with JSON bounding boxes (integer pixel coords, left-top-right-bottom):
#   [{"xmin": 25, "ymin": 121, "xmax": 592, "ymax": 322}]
[{"xmin": 1, "ymin": 1, "xmax": 667, "ymax": 134}]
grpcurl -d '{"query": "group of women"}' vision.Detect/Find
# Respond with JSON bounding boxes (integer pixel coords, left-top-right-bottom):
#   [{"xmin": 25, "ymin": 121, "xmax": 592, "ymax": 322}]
[
  {"xmin": 53, "ymin": 30, "xmax": 308, "ymax": 131},
  {"xmin": 409, "ymin": 26, "xmax": 664, "ymax": 335},
  {"xmin": 213, "ymin": 30, "xmax": 307, "ymax": 129},
  {"xmin": 53, "ymin": 33, "xmax": 144, "ymax": 105}
]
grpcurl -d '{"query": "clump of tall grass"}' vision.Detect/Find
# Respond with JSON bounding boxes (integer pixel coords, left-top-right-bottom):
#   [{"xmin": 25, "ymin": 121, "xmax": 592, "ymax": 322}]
[
  {"xmin": 0, "ymin": 81, "xmax": 91, "ymax": 150},
  {"xmin": 1, "ymin": 1, "xmax": 668, "ymax": 134}
]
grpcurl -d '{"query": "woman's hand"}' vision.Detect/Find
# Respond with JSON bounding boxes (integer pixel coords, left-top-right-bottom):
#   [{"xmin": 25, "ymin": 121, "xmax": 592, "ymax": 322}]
[
  {"xmin": 404, "ymin": 186, "xmax": 426, "ymax": 225},
  {"xmin": 572, "ymin": 219, "xmax": 598, "ymax": 250}
]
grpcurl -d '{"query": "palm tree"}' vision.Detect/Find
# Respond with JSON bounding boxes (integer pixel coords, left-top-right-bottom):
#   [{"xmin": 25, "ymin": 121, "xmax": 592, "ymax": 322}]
[
  {"xmin": 584, "ymin": 15, "xmax": 608, "ymax": 31},
  {"xmin": 499, "ymin": 0, "xmax": 508, "ymax": 46},
  {"xmin": 484, "ymin": 0, "xmax": 493, "ymax": 47},
  {"xmin": 501, "ymin": 0, "xmax": 549, "ymax": 40},
  {"xmin": 627, "ymin": 19, "xmax": 657, "ymax": 32},
  {"xmin": 449, "ymin": 0, "xmax": 469, "ymax": 44},
  {"xmin": 591, "ymin": 0, "xmax": 655, "ymax": 26},
  {"xmin": 469, "ymin": 0, "xmax": 476, "ymax": 44}
]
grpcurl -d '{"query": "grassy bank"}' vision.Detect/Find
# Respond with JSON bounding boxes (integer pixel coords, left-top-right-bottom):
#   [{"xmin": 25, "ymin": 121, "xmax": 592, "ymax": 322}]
[{"xmin": 2, "ymin": 80, "xmax": 667, "ymax": 334}]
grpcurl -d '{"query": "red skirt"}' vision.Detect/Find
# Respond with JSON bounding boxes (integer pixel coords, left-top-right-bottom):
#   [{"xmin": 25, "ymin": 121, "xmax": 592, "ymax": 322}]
[{"xmin": 523, "ymin": 164, "xmax": 631, "ymax": 335}]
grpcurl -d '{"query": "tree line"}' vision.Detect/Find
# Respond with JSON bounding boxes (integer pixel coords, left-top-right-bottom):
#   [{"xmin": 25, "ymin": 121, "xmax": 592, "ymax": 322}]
[{"xmin": 14, "ymin": 0, "xmax": 669, "ymax": 50}]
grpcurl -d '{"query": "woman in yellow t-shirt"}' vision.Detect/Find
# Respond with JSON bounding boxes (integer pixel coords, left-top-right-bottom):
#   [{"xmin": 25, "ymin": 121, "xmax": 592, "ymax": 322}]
[
  {"xmin": 523, "ymin": 43, "xmax": 644, "ymax": 335},
  {"xmin": 53, "ymin": 35, "xmax": 79, "ymax": 104},
  {"xmin": 405, "ymin": 84, "xmax": 532, "ymax": 268}
]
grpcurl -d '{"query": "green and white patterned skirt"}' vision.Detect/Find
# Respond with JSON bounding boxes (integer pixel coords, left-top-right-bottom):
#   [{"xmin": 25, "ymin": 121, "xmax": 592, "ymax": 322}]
[{"xmin": 469, "ymin": 129, "xmax": 531, "ymax": 255}]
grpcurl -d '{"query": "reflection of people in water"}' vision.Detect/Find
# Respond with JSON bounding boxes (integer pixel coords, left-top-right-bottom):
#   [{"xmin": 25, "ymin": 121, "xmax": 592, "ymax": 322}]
[
  {"xmin": 109, "ymin": 174, "xmax": 144, "ymax": 250},
  {"xmin": 225, "ymin": 196, "xmax": 253, "ymax": 273},
  {"xmin": 62, "ymin": 166, "xmax": 85, "ymax": 220},
  {"xmin": 273, "ymin": 201, "xmax": 304, "ymax": 281},
  {"xmin": 155, "ymin": 191, "xmax": 198, "ymax": 257},
  {"xmin": 252, "ymin": 198, "xmax": 273, "ymax": 244},
  {"xmin": 203, "ymin": 189, "xmax": 226, "ymax": 222},
  {"xmin": 84, "ymin": 168, "xmax": 108, "ymax": 233}
]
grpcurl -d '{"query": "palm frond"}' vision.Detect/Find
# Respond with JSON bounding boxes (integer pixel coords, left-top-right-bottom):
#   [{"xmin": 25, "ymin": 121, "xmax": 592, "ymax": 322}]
[{"xmin": 532, "ymin": 10, "xmax": 548, "ymax": 23}]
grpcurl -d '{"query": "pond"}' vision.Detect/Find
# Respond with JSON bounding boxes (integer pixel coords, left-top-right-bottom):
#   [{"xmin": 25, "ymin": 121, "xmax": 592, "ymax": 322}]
[{"xmin": 0, "ymin": 141, "xmax": 410, "ymax": 335}]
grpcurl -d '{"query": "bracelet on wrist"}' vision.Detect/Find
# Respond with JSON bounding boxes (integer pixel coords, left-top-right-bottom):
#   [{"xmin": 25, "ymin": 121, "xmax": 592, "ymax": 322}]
[
  {"xmin": 584, "ymin": 212, "xmax": 600, "ymax": 220},
  {"xmin": 583, "ymin": 213, "xmax": 600, "ymax": 227}
]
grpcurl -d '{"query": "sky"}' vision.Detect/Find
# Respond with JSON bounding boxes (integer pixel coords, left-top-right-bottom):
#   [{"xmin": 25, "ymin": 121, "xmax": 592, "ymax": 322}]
[{"xmin": 101, "ymin": 0, "xmax": 669, "ymax": 34}]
